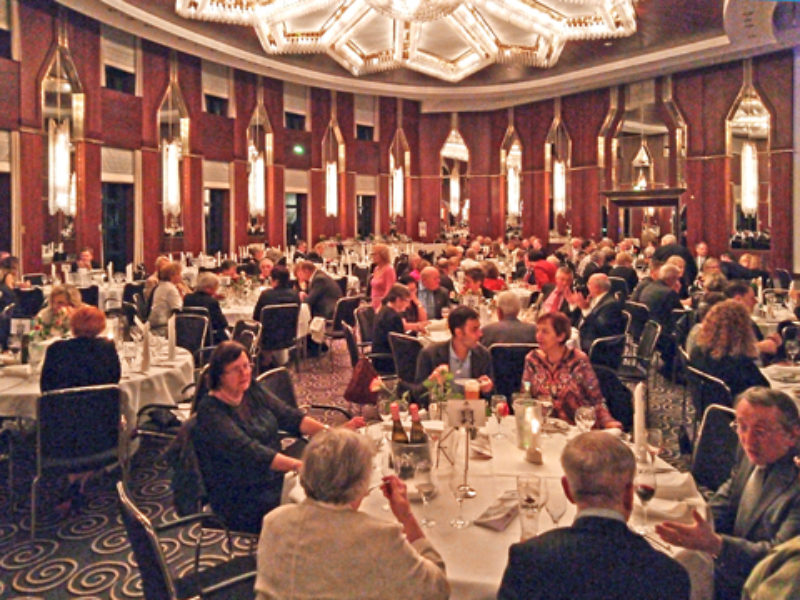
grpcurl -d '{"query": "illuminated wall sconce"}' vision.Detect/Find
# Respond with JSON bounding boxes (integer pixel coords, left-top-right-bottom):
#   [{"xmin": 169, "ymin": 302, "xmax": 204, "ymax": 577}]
[
  {"xmin": 162, "ymin": 139, "xmax": 182, "ymax": 219},
  {"xmin": 449, "ymin": 168, "xmax": 460, "ymax": 217},
  {"xmin": 740, "ymin": 140, "xmax": 758, "ymax": 217},
  {"xmin": 48, "ymin": 119, "xmax": 73, "ymax": 216},
  {"xmin": 325, "ymin": 160, "xmax": 338, "ymax": 217},
  {"xmin": 248, "ymin": 144, "xmax": 266, "ymax": 218},
  {"xmin": 507, "ymin": 165, "xmax": 520, "ymax": 217},
  {"xmin": 553, "ymin": 160, "xmax": 566, "ymax": 217},
  {"xmin": 631, "ymin": 140, "xmax": 653, "ymax": 190},
  {"xmin": 391, "ymin": 166, "xmax": 404, "ymax": 217}
]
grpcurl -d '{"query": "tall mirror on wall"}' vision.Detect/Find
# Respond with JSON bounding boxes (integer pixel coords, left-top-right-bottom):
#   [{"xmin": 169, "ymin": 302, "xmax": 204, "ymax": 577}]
[
  {"xmin": 545, "ymin": 98, "xmax": 571, "ymax": 243},
  {"xmin": 247, "ymin": 82, "xmax": 273, "ymax": 238},
  {"xmin": 726, "ymin": 59, "xmax": 771, "ymax": 250},
  {"xmin": 158, "ymin": 52, "xmax": 189, "ymax": 243},
  {"xmin": 41, "ymin": 19, "xmax": 84, "ymax": 263},
  {"xmin": 440, "ymin": 116, "xmax": 470, "ymax": 236},
  {"xmin": 501, "ymin": 115, "xmax": 523, "ymax": 239}
]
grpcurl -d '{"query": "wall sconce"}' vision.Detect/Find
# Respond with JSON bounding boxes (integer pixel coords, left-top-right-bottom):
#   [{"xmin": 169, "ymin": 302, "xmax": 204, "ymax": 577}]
[
  {"xmin": 248, "ymin": 144, "xmax": 266, "ymax": 218},
  {"xmin": 632, "ymin": 140, "xmax": 653, "ymax": 190},
  {"xmin": 391, "ymin": 166, "xmax": 404, "ymax": 217},
  {"xmin": 162, "ymin": 139, "xmax": 182, "ymax": 219},
  {"xmin": 325, "ymin": 160, "xmax": 338, "ymax": 217},
  {"xmin": 507, "ymin": 165, "xmax": 520, "ymax": 217},
  {"xmin": 48, "ymin": 119, "xmax": 73, "ymax": 216},
  {"xmin": 553, "ymin": 160, "xmax": 566, "ymax": 217},
  {"xmin": 740, "ymin": 140, "xmax": 758, "ymax": 217},
  {"xmin": 449, "ymin": 169, "xmax": 460, "ymax": 217}
]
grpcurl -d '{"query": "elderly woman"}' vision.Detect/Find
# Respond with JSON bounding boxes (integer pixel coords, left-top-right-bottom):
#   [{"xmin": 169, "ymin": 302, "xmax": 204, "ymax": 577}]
[
  {"xmin": 34, "ymin": 284, "xmax": 82, "ymax": 337},
  {"xmin": 194, "ymin": 341, "xmax": 364, "ymax": 533},
  {"xmin": 255, "ymin": 428, "xmax": 449, "ymax": 600},
  {"xmin": 183, "ymin": 271, "xmax": 229, "ymax": 344},
  {"xmin": 522, "ymin": 312, "xmax": 621, "ymax": 429},
  {"xmin": 147, "ymin": 261, "xmax": 184, "ymax": 335},
  {"xmin": 369, "ymin": 243, "xmax": 396, "ymax": 310},
  {"xmin": 41, "ymin": 305, "xmax": 121, "ymax": 392},
  {"xmin": 482, "ymin": 260, "xmax": 507, "ymax": 292},
  {"xmin": 689, "ymin": 299, "xmax": 769, "ymax": 400}
]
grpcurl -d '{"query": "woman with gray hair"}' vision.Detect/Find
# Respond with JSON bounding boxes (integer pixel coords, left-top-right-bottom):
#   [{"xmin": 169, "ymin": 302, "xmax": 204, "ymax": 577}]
[
  {"xmin": 255, "ymin": 428, "xmax": 450, "ymax": 600},
  {"xmin": 183, "ymin": 271, "xmax": 230, "ymax": 344}
]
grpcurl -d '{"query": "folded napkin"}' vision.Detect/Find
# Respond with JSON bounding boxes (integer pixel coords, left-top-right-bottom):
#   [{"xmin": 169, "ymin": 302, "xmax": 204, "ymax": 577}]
[
  {"xmin": 309, "ymin": 317, "xmax": 326, "ymax": 343},
  {"xmin": 1, "ymin": 364, "xmax": 30, "ymax": 378},
  {"xmin": 634, "ymin": 497, "xmax": 692, "ymax": 522},
  {"xmin": 474, "ymin": 490, "xmax": 519, "ymax": 531},
  {"xmin": 470, "ymin": 431, "xmax": 493, "ymax": 460},
  {"xmin": 655, "ymin": 470, "xmax": 698, "ymax": 501}
]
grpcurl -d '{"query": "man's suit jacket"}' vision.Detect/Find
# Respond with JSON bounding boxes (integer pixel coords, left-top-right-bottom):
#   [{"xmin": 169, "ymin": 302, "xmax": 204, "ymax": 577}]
[
  {"xmin": 252, "ymin": 287, "xmax": 301, "ymax": 322},
  {"xmin": 438, "ymin": 272, "xmax": 455, "ymax": 294},
  {"xmin": 653, "ymin": 242, "xmax": 698, "ymax": 286},
  {"xmin": 637, "ymin": 279, "xmax": 682, "ymax": 327},
  {"xmin": 720, "ymin": 261, "xmax": 770, "ymax": 285},
  {"xmin": 710, "ymin": 453, "xmax": 800, "ymax": 599},
  {"xmin": 540, "ymin": 284, "xmax": 580, "ymax": 326},
  {"xmin": 420, "ymin": 286, "xmax": 451, "ymax": 319},
  {"xmin": 608, "ymin": 265, "xmax": 638, "ymax": 295},
  {"xmin": 578, "ymin": 293, "xmax": 626, "ymax": 355},
  {"xmin": 480, "ymin": 318, "xmax": 536, "ymax": 348},
  {"xmin": 498, "ymin": 516, "xmax": 690, "ymax": 600},
  {"xmin": 305, "ymin": 270, "xmax": 342, "ymax": 319},
  {"xmin": 41, "ymin": 337, "xmax": 121, "ymax": 392},
  {"xmin": 414, "ymin": 340, "xmax": 493, "ymax": 385},
  {"xmin": 183, "ymin": 290, "xmax": 230, "ymax": 344}
]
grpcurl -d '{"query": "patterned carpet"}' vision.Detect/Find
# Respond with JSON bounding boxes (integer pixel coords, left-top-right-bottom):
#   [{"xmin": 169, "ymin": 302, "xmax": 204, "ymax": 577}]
[{"xmin": 0, "ymin": 344, "xmax": 691, "ymax": 598}]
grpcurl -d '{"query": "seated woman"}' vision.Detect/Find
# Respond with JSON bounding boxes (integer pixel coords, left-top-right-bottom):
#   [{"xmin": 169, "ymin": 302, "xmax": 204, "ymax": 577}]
[
  {"xmin": 41, "ymin": 305, "xmax": 121, "ymax": 392},
  {"xmin": 0, "ymin": 267, "xmax": 17, "ymax": 311},
  {"xmin": 147, "ymin": 261, "xmax": 184, "ymax": 335},
  {"xmin": 183, "ymin": 272, "xmax": 229, "ymax": 345},
  {"xmin": 689, "ymin": 299, "xmax": 768, "ymax": 399},
  {"xmin": 482, "ymin": 260, "xmax": 507, "ymax": 292},
  {"xmin": 255, "ymin": 428, "xmax": 449, "ymax": 600},
  {"xmin": 521, "ymin": 312, "xmax": 622, "ymax": 429},
  {"xmin": 194, "ymin": 341, "xmax": 364, "ymax": 533},
  {"xmin": 397, "ymin": 274, "xmax": 428, "ymax": 333},
  {"xmin": 34, "ymin": 284, "xmax": 82, "ymax": 338},
  {"xmin": 252, "ymin": 265, "xmax": 300, "ymax": 321},
  {"xmin": 372, "ymin": 284, "xmax": 411, "ymax": 374}
]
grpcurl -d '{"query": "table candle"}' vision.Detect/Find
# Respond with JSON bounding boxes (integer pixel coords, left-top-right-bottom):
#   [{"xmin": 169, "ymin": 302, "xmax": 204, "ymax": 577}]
[{"xmin": 525, "ymin": 419, "xmax": 543, "ymax": 464}]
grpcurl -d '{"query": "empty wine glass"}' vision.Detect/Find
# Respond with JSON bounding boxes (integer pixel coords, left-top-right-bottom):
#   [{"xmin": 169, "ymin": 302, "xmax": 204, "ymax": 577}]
[
  {"xmin": 785, "ymin": 339, "xmax": 800, "ymax": 365},
  {"xmin": 414, "ymin": 460, "xmax": 436, "ymax": 528},
  {"xmin": 544, "ymin": 478, "xmax": 566, "ymax": 526},
  {"xmin": 378, "ymin": 398, "xmax": 393, "ymax": 423},
  {"xmin": 490, "ymin": 394, "xmax": 507, "ymax": 439},
  {"xmin": 634, "ymin": 458, "xmax": 657, "ymax": 533},
  {"xmin": 574, "ymin": 406, "xmax": 596, "ymax": 433},
  {"xmin": 443, "ymin": 436, "xmax": 469, "ymax": 529},
  {"xmin": 539, "ymin": 394, "xmax": 554, "ymax": 437}
]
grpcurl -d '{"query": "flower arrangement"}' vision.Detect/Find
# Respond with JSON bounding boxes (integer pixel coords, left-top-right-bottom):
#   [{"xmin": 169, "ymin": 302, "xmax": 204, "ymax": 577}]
[
  {"xmin": 369, "ymin": 376, "xmax": 410, "ymax": 406},
  {"xmin": 31, "ymin": 307, "xmax": 71, "ymax": 341},
  {"xmin": 422, "ymin": 364, "xmax": 462, "ymax": 405}
]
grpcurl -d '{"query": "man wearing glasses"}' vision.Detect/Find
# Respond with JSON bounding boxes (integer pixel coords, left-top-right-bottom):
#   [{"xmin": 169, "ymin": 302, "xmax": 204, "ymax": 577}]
[{"xmin": 656, "ymin": 387, "xmax": 800, "ymax": 599}]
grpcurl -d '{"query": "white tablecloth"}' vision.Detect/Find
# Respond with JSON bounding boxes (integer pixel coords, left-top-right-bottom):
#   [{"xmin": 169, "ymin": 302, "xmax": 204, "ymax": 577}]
[
  {"xmin": 223, "ymin": 302, "xmax": 311, "ymax": 339},
  {"xmin": 352, "ymin": 420, "xmax": 713, "ymax": 600},
  {"xmin": 761, "ymin": 364, "xmax": 800, "ymax": 409},
  {"xmin": 0, "ymin": 347, "xmax": 194, "ymax": 420}
]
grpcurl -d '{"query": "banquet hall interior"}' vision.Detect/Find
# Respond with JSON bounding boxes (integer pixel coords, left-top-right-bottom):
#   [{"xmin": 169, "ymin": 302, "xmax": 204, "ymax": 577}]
[{"xmin": 1, "ymin": 0, "xmax": 800, "ymax": 598}]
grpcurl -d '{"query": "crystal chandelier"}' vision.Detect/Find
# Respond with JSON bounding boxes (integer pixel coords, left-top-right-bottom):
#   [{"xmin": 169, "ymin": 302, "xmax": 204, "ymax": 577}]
[{"xmin": 176, "ymin": 0, "xmax": 637, "ymax": 82}]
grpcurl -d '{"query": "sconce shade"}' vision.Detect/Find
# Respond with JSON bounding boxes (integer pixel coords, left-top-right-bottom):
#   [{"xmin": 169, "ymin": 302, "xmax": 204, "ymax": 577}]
[{"xmin": 325, "ymin": 160, "xmax": 338, "ymax": 217}]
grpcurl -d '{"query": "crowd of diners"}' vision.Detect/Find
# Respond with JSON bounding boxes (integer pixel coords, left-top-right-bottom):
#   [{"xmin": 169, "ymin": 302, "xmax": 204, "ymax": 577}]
[{"xmin": 2, "ymin": 228, "xmax": 800, "ymax": 600}]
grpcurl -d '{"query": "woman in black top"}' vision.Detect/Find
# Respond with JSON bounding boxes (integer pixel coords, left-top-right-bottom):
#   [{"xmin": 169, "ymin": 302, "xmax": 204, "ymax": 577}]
[
  {"xmin": 183, "ymin": 271, "xmax": 230, "ymax": 344},
  {"xmin": 372, "ymin": 284, "xmax": 412, "ymax": 374},
  {"xmin": 194, "ymin": 341, "xmax": 364, "ymax": 533},
  {"xmin": 252, "ymin": 265, "xmax": 300, "ymax": 321}
]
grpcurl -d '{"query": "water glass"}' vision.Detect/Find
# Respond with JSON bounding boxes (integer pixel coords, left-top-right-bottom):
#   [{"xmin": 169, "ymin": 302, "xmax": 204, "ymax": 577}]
[
  {"xmin": 785, "ymin": 339, "xmax": 800, "ymax": 364},
  {"xmin": 574, "ymin": 406, "xmax": 596, "ymax": 433},
  {"xmin": 490, "ymin": 394, "xmax": 507, "ymax": 438},
  {"xmin": 414, "ymin": 460, "xmax": 436, "ymax": 528},
  {"xmin": 517, "ymin": 475, "xmax": 547, "ymax": 541}
]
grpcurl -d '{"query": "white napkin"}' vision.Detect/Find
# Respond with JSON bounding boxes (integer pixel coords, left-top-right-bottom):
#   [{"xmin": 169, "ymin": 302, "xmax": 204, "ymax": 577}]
[
  {"xmin": 309, "ymin": 317, "xmax": 326, "ymax": 343},
  {"xmin": 126, "ymin": 263, "xmax": 133, "ymax": 282},
  {"xmin": 474, "ymin": 490, "xmax": 519, "ymax": 531},
  {"xmin": 167, "ymin": 315, "xmax": 176, "ymax": 361},
  {"xmin": 140, "ymin": 324, "xmax": 151, "ymax": 372},
  {"xmin": 633, "ymin": 382, "xmax": 647, "ymax": 454},
  {"xmin": 655, "ymin": 471, "xmax": 698, "ymax": 501}
]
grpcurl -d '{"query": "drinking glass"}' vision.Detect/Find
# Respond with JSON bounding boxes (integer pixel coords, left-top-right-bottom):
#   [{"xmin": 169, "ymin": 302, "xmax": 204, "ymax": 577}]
[
  {"xmin": 544, "ymin": 478, "xmax": 566, "ymax": 526},
  {"xmin": 377, "ymin": 398, "xmax": 393, "ymax": 422},
  {"xmin": 785, "ymin": 339, "xmax": 800, "ymax": 365},
  {"xmin": 574, "ymin": 406, "xmax": 596, "ymax": 433},
  {"xmin": 442, "ymin": 436, "xmax": 469, "ymax": 529},
  {"xmin": 414, "ymin": 460, "xmax": 436, "ymax": 527},
  {"xmin": 123, "ymin": 341, "xmax": 138, "ymax": 372},
  {"xmin": 517, "ymin": 475, "xmax": 547, "ymax": 541},
  {"xmin": 646, "ymin": 428, "xmax": 664, "ymax": 462},
  {"xmin": 539, "ymin": 395, "xmax": 554, "ymax": 437},
  {"xmin": 634, "ymin": 458, "xmax": 657, "ymax": 533},
  {"xmin": 490, "ymin": 394, "xmax": 507, "ymax": 438}
]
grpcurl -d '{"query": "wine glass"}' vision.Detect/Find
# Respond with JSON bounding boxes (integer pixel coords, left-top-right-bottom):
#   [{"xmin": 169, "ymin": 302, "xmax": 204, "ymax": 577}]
[
  {"xmin": 443, "ymin": 436, "xmax": 469, "ymax": 529},
  {"xmin": 544, "ymin": 478, "xmax": 566, "ymax": 526},
  {"xmin": 540, "ymin": 393, "xmax": 555, "ymax": 437},
  {"xmin": 574, "ymin": 406, "xmax": 596, "ymax": 433},
  {"xmin": 646, "ymin": 428, "xmax": 664, "ymax": 462},
  {"xmin": 377, "ymin": 398, "xmax": 393, "ymax": 423},
  {"xmin": 785, "ymin": 339, "xmax": 800, "ymax": 365},
  {"xmin": 633, "ymin": 458, "xmax": 657, "ymax": 533},
  {"xmin": 414, "ymin": 460, "xmax": 436, "ymax": 527},
  {"xmin": 490, "ymin": 394, "xmax": 507, "ymax": 439}
]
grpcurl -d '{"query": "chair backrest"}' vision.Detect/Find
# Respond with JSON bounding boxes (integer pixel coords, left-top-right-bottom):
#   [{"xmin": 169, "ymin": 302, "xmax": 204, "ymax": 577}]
[
  {"xmin": 331, "ymin": 296, "xmax": 362, "ymax": 332},
  {"xmin": 624, "ymin": 301, "xmax": 650, "ymax": 342},
  {"xmin": 175, "ymin": 314, "xmax": 209, "ymax": 359},
  {"xmin": 256, "ymin": 366, "xmax": 299, "ymax": 409},
  {"xmin": 774, "ymin": 269, "xmax": 792, "ymax": 290},
  {"xmin": 232, "ymin": 319, "xmax": 262, "ymax": 358},
  {"xmin": 593, "ymin": 364, "xmax": 633, "ymax": 430},
  {"xmin": 669, "ymin": 308, "xmax": 693, "ymax": 348},
  {"xmin": 352, "ymin": 265, "xmax": 371, "ymax": 291},
  {"xmin": 133, "ymin": 291, "xmax": 148, "ymax": 321},
  {"xmin": 335, "ymin": 276, "xmax": 348, "ymax": 296},
  {"xmin": 13, "ymin": 288, "xmax": 45, "ymax": 318},
  {"xmin": 608, "ymin": 276, "xmax": 629, "ymax": 301},
  {"xmin": 259, "ymin": 303, "xmax": 300, "ymax": 351},
  {"xmin": 686, "ymin": 365, "xmax": 733, "ymax": 419},
  {"xmin": 588, "ymin": 334, "xmax": 626, "ymax": 369},
  {"xmin": 388, "ymin": 332, "xmax": 423, "ymax": 383},
  {"xmin": 37, "ymin": 384, "xmax": 122, "ymax": 465},
  {"xmin": 79, "ymin": 285, "xmax": 100, "ymax": 307},
  {"xmin": 117, "ymin": 481, "xmax": 178, "ymax": 600},
  {"xmin": 636, "ymin": 320, "xmax": 662, "ymax": 362},
  {"xmin": 341, "ymin": 322, "xmax": 361, "ymax": 368},
  {"xmin": 123, "ymin": 281, "xmax": 146, "ymax": 304},
  {"xmin": 355, "ymin": 305, "xmax": 376, "ymax": 344},
  {"xmin": 691, "ymin": 404, "xmax": 738, "ymax": 494},
  {"xmin": 22, "ymin": 273, "xmax": 45, "ymax": 286},
  {"xmin": 489, "ymin": 343, "xmax": 538, "ymax": 400}
]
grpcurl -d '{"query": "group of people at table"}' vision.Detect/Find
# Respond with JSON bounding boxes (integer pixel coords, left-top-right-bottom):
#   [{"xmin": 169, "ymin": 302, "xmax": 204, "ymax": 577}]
[{"xmin": 2, "ymin": 229, "xmax": 800, "ymax": 599}]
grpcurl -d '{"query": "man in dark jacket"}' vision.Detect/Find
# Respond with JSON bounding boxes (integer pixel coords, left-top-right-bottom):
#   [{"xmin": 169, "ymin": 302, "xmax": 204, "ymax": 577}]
[
  {"xmin": 653, "ymin": 234, "xmax": 697, "ymax": 291},
  {"xmin": 576, "ymin": 274, "xmax": 626, "ymax": 366}
]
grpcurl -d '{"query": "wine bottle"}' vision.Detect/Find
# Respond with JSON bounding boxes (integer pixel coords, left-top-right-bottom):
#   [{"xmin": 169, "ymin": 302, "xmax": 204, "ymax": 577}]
[
  {"xmin": 408, "ymin": 403, "xmax": 427, "ymax": 444},
  {"xmin": 390, "ymin": 402, "xmax": 409, "ymax": 444}
]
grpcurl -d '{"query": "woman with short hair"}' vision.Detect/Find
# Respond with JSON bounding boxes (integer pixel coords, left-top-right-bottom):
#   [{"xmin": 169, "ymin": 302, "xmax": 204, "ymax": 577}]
[
  {"xmin": 33, "ymin": 284, "xmax": 82, "ymax": 337},
  {"xmin": 255, "ymin": 428, "xmax": 449, "ymax": 600},
  {"xmin": 369, "ymin": 243, "xmax": 396, "ymax": 310},
  {"xmin": 183, "ymin": 271, "xmax": 229, "ymax": 344},
  {"xmin": 147, "ymin": 261, "xmax": 184, "ymax": 334}
]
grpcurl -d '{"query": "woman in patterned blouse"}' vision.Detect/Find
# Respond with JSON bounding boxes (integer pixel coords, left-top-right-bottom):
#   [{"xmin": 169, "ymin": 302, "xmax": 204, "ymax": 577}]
[{"xmin": 521, "ymin": 312, "xmax": 622, "ymax": 429}]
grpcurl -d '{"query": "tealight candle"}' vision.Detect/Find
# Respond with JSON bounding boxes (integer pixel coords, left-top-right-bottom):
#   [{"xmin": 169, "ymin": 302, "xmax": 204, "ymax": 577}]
[{"xmin": 525, "ymin": 419, "xmax": 543, "ymax": 464}]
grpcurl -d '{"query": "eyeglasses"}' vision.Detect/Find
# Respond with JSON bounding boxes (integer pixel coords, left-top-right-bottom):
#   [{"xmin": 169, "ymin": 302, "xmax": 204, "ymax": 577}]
[
  {"xmin": 729, "ymin": 420, "xmax": 785, "ymax": 439},
  {"xmin": 223, "ymin": 361, "xmax": 253, "ymax": 376}
]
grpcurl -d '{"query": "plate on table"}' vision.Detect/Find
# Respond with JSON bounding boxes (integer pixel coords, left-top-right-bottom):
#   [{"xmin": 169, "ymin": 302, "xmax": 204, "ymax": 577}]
[
  {"xmin": 771, "ymin": 372, "xmax": 800, "ymax": 384},
  {"xmin": 543, "ymin": 418, "xmax": 570, "ymax": 434}
]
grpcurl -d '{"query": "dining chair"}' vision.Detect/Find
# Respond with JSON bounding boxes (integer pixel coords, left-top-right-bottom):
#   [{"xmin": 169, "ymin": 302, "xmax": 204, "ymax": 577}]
[
  {"xmin": 259, "ymin": 303, "xmax": 301, "ymax": 374},
  {"xmin": 614, "ymin": 320, "xmax": 662, "ymax": 403},
  {"xmin": 592, "ymin": 365, "xmax": 633, "ymax": 430},
  {"xmin": 22, "ymin": 273, "xmax": 46, "ymax": 286},
  {"xmin": 354, "ymin": 304, "xmax": 376, "ymax": 352},
  {"xmin": 388, "ymin": 332, "xmax": 424, "ymax": 385},
  {"xmin": 13, "ymin": 288, "xmax": 45, "ymax": 318},
  {"xmin": 623, "ymin": 300, "xmax": 650, "ymax": 345},
  {"xmin": 122, "ymin": 281, "xmax": 145, "ymax": 304},
  {"xmin": 175, "ymin": 313, "xmax": 211, "ymax": 367},
  {"xmin": 79, "ymin": 285, "xmax": 100, "ymax": 307},
  {"xmin": 588, "ymin": 333, "xmax": 626, "ymax": 370},
  {"xmin": 325, "ymin": 296, "xmax": 364, "ymax": 371},
  {"xmin": 691, "ymin": 404, "xmax": 737, "ymax": 497},
  {"xmin": 117, "ymin": 480, "xmax": 257, "ymax": 600},
  {"xmin": 489, "ymin": 343, "xmax": 538, "ymax": 402},
  {"xmin": 608, "ymin": 276, "xmax": 629, "ymax": 301},
  {"xmin": 14, "ymin": 384, "xmax": 127, "ymax": 538},
  {"xmin": 685, "ymin": 366, "xmax": 732, "ymax": 447}
]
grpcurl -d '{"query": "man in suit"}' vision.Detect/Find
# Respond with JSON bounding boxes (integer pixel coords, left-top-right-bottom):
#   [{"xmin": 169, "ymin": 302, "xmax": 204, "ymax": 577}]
[
  {"xmin": 725, "ymin": 281, "xmax": 781, "ymax": 359},
  {"xmin": 656, "ymin": 387, "xmax": 800, "ymax": 600},
  {"xmin": 436, "ymin": 258, "xmax": 455, "ymax": 294},
  {"xmin": 608, "ymin": 251, "xmax": 639, "ymax": 295},
  {"xmin": 480, "ymin": 291, "xmax": 536, "ymax": 347},
  {"xmin": 498, "ymin": 432, "xmax": 690, "ymax": 600},
  {"xmin": 415, "ymin": 306, "xmax": 493, "ymax": 395},
  {"xmin": 575, "ymin": 274, "xmax": 626, "ymax": 365},
  {"xmin": 539, "ymin": 266, "xmax": 581, "ymax": 326},
  {"xmin": 695, "ymin": 241, "xmax": 710, "ymax": 274},
  {"xmin": 719, "ymin": 252, "xmax": 770, "ymax": 285},
  {"xmin": 638, "ymin": 263, "xmax": 684, "ymax": 371},
  {"xmin": 297, "ymin": 260, "xmax": 340, "ymax": 320},
  {"xmin": 652, "ymin": 233, "xmax": 698, "ymax": 291},
  {"xmin": 418, "ymin": 266, "xmax": 451, "ymax": 319}
]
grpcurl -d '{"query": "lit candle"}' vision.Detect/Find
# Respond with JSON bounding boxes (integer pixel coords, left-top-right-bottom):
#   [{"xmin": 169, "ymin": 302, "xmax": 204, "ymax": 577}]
[{"xmin": 525, "ymin": 419, "xmax": 543, "ymax": 464}]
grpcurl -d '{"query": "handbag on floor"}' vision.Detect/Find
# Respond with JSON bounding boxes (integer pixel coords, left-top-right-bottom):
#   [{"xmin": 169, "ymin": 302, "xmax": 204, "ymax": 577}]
[{"xmin": 343, "ymin": 356, "xmax": 379, "ymax": 406}]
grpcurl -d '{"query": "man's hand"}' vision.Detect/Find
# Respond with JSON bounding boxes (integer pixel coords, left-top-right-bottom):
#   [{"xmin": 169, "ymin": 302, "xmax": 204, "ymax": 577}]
[
  {"xmin": 477, "ymin": 374, "xmax": 493, "ymax": 394},
  {"xmin": 654, "ymin": 510, "xmax": 723, "ymax": 556}
]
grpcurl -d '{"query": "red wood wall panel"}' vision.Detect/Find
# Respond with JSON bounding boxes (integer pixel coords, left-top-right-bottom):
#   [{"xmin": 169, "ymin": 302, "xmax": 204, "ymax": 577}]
[
  {"xmin": 0, "ymin": 59, "xmax": 20, "ymax": 129},
  {"xmin": 197, "ymin": 114, "xmax": 235, "ymax": 162},
  {"xmin": 100, "ymin": 90, "xmax": 142, "ymax": 149}
]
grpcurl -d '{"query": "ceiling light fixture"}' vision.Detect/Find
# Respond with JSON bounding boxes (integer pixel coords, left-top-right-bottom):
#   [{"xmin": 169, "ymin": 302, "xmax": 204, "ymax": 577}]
[{"xmin": 176, "ymin": 0, "xmax": 637, "ymax": 82}]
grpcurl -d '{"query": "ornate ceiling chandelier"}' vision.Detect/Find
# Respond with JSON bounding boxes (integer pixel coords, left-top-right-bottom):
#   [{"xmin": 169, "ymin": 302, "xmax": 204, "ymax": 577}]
[{"xmin": 176, "ymin": 0, "xmax": 638, "ymax": 82}]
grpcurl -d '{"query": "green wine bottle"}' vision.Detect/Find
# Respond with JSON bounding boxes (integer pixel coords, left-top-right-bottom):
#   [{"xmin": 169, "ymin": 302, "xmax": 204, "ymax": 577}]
[
  {"xmin": 390, "ymin": 402, "xmax": 409, "ymax": 444},
  {"xmin": 408, "ymin": 403, "xmax": 427, "ymax": 444}
]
